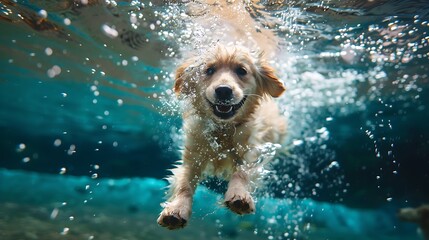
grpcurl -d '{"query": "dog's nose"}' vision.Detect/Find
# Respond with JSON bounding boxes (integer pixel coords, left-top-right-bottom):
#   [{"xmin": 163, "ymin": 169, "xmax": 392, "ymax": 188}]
[{"xmin": 215, "ymin": 85, "xmax": 233, "ymax": 101}]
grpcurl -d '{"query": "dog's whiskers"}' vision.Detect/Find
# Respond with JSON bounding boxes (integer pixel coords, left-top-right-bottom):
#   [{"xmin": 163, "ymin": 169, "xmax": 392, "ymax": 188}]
[
  {"xmin": 244, "ymin": 93, "xmax": 264, "ymax": 101},
  {"xmin": 244, "ymin": 93, "xmax": 264, "ymax": 100}
]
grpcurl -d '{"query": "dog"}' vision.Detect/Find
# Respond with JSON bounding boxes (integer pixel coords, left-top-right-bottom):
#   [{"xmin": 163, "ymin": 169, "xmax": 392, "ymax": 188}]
[{"xmin": 157, "ymin": 45, "xmax": 287, "ymax": 230}]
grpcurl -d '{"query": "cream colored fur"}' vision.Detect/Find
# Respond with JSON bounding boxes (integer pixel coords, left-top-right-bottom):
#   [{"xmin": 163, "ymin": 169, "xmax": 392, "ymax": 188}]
[{"xmin": 157, "ymin": 45, "xmax": 287, "ymax": 229}]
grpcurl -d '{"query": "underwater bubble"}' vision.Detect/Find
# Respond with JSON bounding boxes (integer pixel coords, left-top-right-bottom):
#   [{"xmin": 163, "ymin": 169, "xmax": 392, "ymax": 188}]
[
  {"xmin": 59, "ymin": 168, "xmax": 66, "ymax": 174},
  {"xmin": 91, "ymin": 173, "xmax": 98, "ymax": 179},
  {"xmin": 50, "ymin": 208, "xmax": 59, "ymax": 219},
  {"xmin": 47, "ymin": 65, "xmax": 61, "ymax": 78},
  {"xmin": 112, "ymin": 141, "xmax": 118, "ymax": 147},
  {"xmin": 53, "ymin": 139, "xmax": 62, "ymax": 147},
  {"xmin": 16, "ymin": 143, "xmax": 26, "ymax": 152},
  {"xmin": 150, "ymin": 23, "xmax": 155, "ymax": 30},
  {"xmin": 316, "ymin": 127, "xmax": 327, "ymax": 134},
  {"xmin": 327, "ymin": 161, "xmax": 339, "ymax": 169},
  {"xmin": 341, "ymin": 46, "xmax": 358, "ymax": 64},
  {"xmin": 67, "ymin": 145, "xmax": 76, "ymax": 155},
  {"xmin": 38, "ymin": 9, "xmax": 47, "ymax": 18},
  {"xmin": 387, "ymin": 197, "xmax": 393, "ymax": 202},
  {"xmin": 117, "ymin": 99, "xmax": 123, "ymax": 106},
  {"xmin": 306, "ymin": 136, "xmax": 317, "ymax": 142},
  {"xmin": 101, "ymin": 24, "xmax": 119, "ymax": 38},
  {"xmin": 22, "ymin": 157, "xmax": 30, "ymax": 163},
  {"xmin": 130, "ymin": 13, "xmax": 138, "ymax": 24},
  {"xmin": 44, "ymin": 47, "xmax": 53, "ymax": 56},
  {"xmin": 60, "ymin": 227, "xmax": 69, "ymax": 235},
  {"xmin": 61, "ymin": 92, "xmax": 67, "ymax": 97},
  {"xmin": 292, "ymin": 139, "xmax": 303, "ymax": 146},
  {"xmin": 64, "ymin": 18, "xmax": 71, "ymax": 25},
  {"xmin": 69, "ymin": 216, "xmax": 74, "ymax": 221}
]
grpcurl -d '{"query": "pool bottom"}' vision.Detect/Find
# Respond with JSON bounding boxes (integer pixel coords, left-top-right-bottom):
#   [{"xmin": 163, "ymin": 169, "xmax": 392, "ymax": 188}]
[{"xmin": 0, "ymin": 169, "xmax": 420, "ymax": 240}]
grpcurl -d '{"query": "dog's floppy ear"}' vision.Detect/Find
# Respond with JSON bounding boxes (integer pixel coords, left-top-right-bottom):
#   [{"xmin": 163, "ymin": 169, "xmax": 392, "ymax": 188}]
[
  {"xmin": 259, "ymin": 63, "xmax": 285, "ymax": 97},
  {"xmin": 173, "ymin": 60, "xmax": 192, "ymax": 95}
]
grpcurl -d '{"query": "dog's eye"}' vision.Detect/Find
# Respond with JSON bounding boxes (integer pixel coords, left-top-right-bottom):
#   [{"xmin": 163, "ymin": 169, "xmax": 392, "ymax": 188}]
[
  {"xmin": 235, "ymin": 67, "xmax": 247, "ymax": 77},
  {"xmin": 205, "ymin": 67, "xmax": 215, "ymax": 76}
]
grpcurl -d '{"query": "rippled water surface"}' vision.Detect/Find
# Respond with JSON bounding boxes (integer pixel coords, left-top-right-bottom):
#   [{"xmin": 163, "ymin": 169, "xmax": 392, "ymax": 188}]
[{"xmin": 1, "ymin": 0, "xmax": 428, "ymax": 239}]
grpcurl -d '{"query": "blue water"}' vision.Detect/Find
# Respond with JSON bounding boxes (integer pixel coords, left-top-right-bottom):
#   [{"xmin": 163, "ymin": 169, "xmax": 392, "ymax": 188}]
[{"xmin": 1, "ymin": 0, "xmax": 428, "ymax": 239}]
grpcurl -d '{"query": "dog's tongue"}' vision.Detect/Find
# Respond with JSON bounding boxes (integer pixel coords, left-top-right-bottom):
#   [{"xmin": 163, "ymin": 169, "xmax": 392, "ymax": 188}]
[{"xmin": 216, "ymin": 105, "xmax": 233, "ymax": 113}]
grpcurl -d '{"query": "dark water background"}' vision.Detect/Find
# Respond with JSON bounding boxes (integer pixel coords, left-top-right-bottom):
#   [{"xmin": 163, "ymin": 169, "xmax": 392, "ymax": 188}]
[{"xmin": 1, "ymin": 0, "xmax": 429, "ymax": 239}]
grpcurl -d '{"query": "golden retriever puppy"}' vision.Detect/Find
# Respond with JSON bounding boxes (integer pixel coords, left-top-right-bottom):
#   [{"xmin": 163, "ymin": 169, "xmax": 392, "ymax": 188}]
[{"xmin": 158, "ymin": 45, "xmax": 287, "ymax": 230}]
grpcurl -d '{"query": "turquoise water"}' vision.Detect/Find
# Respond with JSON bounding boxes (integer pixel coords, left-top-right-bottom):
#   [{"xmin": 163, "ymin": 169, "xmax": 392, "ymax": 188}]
[{"xmin": 1, "ymin": 0, "xmax": 428, "ymax": 239}]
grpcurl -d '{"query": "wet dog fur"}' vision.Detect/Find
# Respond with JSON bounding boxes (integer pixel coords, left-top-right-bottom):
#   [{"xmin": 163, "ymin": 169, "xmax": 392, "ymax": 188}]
[{"xmin": 157, "ymin": 45, "xmax": 287, "ymax": 230}]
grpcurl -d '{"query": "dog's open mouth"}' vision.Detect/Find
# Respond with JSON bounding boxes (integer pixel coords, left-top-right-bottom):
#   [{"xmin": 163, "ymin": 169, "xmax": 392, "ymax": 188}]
[{"xmin": 207, "ymin": 97, "xmax": 247, "ymax": 120}]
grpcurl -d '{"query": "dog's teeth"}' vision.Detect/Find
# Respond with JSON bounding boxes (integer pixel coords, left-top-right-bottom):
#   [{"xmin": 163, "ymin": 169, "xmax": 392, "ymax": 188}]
[{"xmin": 216, "ymin": 105, "xmax": 233, "ymax": 113}]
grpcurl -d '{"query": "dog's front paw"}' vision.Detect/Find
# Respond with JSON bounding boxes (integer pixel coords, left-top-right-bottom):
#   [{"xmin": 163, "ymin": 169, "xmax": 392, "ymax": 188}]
[
  {"xmin": 157, "ymin": 211, "xmax": 187, "ymax": 230},
  {"xmin": 224, "ymin": 191, "xmax": 255, "ymax": 215},
  {"xmin": 157, "ymin": 201, "xmax": 191, "ymax": 230}
]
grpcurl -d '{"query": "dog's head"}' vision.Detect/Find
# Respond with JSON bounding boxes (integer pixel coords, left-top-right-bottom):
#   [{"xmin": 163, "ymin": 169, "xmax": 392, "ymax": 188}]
[{"xmin": 174, "ymin": 46, "xmax": 285, "ymax": 122}]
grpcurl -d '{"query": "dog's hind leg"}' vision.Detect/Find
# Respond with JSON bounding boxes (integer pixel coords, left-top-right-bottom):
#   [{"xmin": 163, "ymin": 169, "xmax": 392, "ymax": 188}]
[
  {"xmin": 158, "ymin": 164, "xmax": 201, "ymax": 230},
  {"xmin": 224, "ymin": 170, "xmax": 256, "ymax": 215}
]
